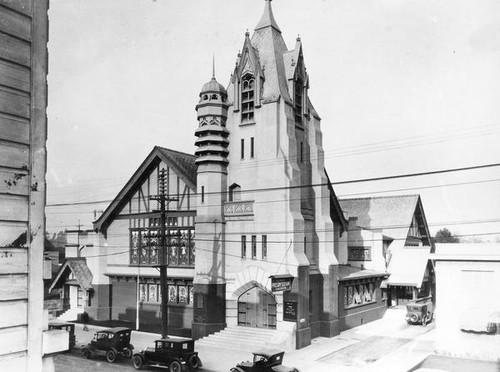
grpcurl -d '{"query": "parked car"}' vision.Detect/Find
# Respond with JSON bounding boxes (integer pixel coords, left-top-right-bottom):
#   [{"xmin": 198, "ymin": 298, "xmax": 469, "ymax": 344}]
[
  {"xmin": 81, "ymin": 327, "xmax": 134, "ymax": 363},
  {"xmin": 48, "ymin": 321, "xmax": 76, "ymax": 350},
  {"xmin": 406, "ymin": 302, "xmax": 434, "ymax": 326},
  {"xmin": 230, "ymin": 349, "xmax": 299, "ymax": 372},
  {"xmin": 132, "ymin": 337, "xmax": 202, "ymax": 371},
  {"xmin": 460, "ymin": 308, "xmax": 497, "ymax": 334}
]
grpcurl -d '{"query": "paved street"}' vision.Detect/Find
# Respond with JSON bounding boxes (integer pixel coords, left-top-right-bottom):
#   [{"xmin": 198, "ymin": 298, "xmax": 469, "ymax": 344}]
[
  {"xmin": 55, "ymin": 351, "xmax": 137, "ymax": 372},
  {"xmin": 53, "ymin": 307, "xmax": 500, "ymax": 372}
]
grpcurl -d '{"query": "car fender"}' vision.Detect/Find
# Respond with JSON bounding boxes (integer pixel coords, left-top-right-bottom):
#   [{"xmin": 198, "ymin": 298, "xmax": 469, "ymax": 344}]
[{"xmin": 230, "ymin": 367, "xmax": 245, "ymax": 372}]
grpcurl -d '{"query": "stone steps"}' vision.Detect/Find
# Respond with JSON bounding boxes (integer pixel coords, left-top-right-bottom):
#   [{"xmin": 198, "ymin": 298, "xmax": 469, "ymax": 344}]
[
  {"xmin": 196, "ymin": 326, "xmax": 290, "ymax": 352},
  {"xmin": 57, "ymin": 308, "xmax": 83, "ymax": 322}
]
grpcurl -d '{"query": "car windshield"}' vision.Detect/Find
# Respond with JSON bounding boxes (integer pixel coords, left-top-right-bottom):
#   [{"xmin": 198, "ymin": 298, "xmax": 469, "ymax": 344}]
[{"xmin": 253, "ymin": 355, "xmax": 268, "ymax": 364}]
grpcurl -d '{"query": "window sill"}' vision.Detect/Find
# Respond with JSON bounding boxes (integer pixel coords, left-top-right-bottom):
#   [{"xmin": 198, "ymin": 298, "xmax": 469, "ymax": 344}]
[
  {"xmin": 240, "ymin": 121, "xmax": 255, "ymax": 127},
  {"xmin": 344, "ymin": 300, "xmax": 377, "ymax": 310}
]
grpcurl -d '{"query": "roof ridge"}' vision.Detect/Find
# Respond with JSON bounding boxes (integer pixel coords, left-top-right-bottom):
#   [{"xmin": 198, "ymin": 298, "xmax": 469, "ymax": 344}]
[
  {"xmin": 339, "ymin": 194, "xmax": 420, "ymax": 201},
  {"xmin": 156, "ymin": 146, "xmax": 196, "ymax": 158}
]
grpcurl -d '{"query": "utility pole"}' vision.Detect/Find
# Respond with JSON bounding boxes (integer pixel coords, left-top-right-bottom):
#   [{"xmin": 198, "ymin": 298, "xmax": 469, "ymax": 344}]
[{"xmin": 150, "ymin": 168, "xmax": 178, "ymax": 338}]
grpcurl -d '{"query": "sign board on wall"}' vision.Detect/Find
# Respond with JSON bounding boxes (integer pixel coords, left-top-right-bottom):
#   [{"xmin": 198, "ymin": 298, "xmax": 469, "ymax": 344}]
[
  {"xmin": 270, "ymin": 275, "xmax": 294, "ymax": 292},
  {"xmin": 283, "ymin": 301, "xmax": 297, "ymax": 322}
]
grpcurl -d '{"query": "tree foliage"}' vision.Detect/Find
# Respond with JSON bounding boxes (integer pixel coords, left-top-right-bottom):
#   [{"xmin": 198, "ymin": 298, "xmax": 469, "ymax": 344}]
[{"xmin": 434, "ymin": 228, "xmax": 460, "ymax": 243}]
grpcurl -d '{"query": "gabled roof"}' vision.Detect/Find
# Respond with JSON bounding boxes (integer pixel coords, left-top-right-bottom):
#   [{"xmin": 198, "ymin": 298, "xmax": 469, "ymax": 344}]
[
  {"xmin": 386, "ymin": 247, "xmax": 431, "ymax": 287},
  {"xmin": 93, "ymin": 146, "xmax": 196, "ymax": 234},
  {"xmin": 49, "ymin": 258, "xmax": 93, "ymax": 292},
  {"xmin": 338, "ymin": 195, "xmax": 431, "ymax": 246},
  {"xmin": 325, "ymin": 170, "xmax": 348, "ymax": 233}
]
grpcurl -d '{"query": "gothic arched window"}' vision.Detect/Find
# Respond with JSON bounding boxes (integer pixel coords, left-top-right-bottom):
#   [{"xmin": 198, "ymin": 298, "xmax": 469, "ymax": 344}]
[{"xmin": 241, "ymin": 74, "xmax": 254, "ymax": 122}]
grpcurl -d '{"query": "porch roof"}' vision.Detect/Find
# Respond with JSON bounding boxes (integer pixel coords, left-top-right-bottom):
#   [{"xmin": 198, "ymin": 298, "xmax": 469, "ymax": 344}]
[
  {"xmin": 386, "ymin": 247, "xmax": 430, "ymax": 288},
  {"xmin": 49, "ymin": 258, "xmax": 93, "ymax": 293},
  {"xmin": 338, "ymin": 265, "xmax": 388, "ymax": 282}
]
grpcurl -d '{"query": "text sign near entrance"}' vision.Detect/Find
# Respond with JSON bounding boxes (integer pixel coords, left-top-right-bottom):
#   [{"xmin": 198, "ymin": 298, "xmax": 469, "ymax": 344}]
[
  {"xmin": 283, "ymin": 301, "xmax": 297, "ymax": 322},
  {"xmin": 270, "ymin": 275, "xmax": 294, "ymax": 292}
]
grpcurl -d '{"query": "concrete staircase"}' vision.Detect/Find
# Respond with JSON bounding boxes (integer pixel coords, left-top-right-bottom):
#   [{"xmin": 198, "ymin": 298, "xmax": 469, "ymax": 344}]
[
  {"xmin": 196, "ymin": 326, "xmax": 293, "ymax": 352},
  {"xmin": 57, "ymin": 307, "xmax": 83, "ymax": 322}
]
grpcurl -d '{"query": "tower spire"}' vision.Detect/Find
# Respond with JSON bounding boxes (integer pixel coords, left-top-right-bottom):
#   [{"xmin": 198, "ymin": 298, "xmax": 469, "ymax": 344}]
[
  {"xmin": 255, "ymin": 0, "xmax": 281, "ymax": 32},
  {"xmin": 212, "ymin": 53, "xmax": 216, "ymax": 80}
]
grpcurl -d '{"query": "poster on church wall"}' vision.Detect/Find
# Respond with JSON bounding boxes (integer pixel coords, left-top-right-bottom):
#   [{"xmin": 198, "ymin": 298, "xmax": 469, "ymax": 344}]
[{"xmin": 284, "ymin": 301, "xmax": 298, "ymax": 322}]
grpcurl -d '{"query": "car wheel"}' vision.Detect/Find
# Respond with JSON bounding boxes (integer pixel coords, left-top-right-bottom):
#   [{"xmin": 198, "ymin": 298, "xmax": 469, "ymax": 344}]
[
  {"xmin": 422, "ymin": 315, "xmax": 428, "ymax": 327},
  {"xmin": 410, "ymin": 314, "xmax": 418, "ymax": 323},
  {"xmin": 170, "ymin": 360, "xmax": 182, "ymax": 372},
  {"xmin": 81, "ymin": 348, "xmax": 91, "ymax": 359},
  {"xmin": 189, "ymin": 354, "xmax": 200, "ymax": 369},
  {"xmin": 124, "ymin": 347, "xmax": 133, "ymax": 359},
  {"xmin": 106, "ymin": 349, "xmax": 117, "ymax": 363},
  {"xmin": 133, "ymin": 355, "xmax": 144, "ymax": 370}
]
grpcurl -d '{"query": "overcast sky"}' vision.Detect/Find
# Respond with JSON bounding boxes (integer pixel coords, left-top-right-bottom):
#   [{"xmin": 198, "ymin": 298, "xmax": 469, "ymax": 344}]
[{"xmin": 46, "ymin": 0, "xmax": 500, "ymax": 240}]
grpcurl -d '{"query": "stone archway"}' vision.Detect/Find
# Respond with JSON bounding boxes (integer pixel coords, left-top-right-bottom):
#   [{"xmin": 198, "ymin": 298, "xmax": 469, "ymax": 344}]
[{"xmin": 237, "ymin": 285, "xmax": 276, "ymax": 329}]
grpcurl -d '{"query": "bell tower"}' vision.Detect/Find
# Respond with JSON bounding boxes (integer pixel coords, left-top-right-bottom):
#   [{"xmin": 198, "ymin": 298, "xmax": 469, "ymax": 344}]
[{"xmin": 192, "ymin": 66, "xmax": 230, "ymax": 339}]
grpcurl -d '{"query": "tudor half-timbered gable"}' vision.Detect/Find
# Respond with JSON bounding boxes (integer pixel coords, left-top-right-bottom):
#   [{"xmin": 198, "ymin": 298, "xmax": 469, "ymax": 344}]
[{"xmin": 91, "ymin": 146, "xmax": 197, "ymax": 334}]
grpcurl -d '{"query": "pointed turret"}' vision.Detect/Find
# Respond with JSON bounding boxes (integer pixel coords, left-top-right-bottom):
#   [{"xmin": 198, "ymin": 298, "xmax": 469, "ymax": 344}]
[{"xmin": 255, "ymin": 0, "xmax": 281, "ymax": 32}]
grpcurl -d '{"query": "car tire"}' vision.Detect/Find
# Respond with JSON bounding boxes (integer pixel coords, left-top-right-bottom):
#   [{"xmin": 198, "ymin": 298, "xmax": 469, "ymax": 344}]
[
  {"xmin": 189, "ymin": 354, "xmax": 200, "ymax": 369},
  {"xmin": 124, "ymin": 346, "xmax": 133, "ymax": 359},
  {"xmin": 170, "ymin": 360, "xmax": 182, "ymax": 372},
  {"xmin": 81, "ymin": 348, "xmax": 91, "ymax": 359},
  {"xmin": 106, "ymin": 349, "xmax": 117, "ymax": 363},
  {"xmin": 133, "ymin": 355, "xmax": 144, "ymax": 370},
  {"xmin": 422, "ymin": 315, "xmax": 428, "ymax": 327}
]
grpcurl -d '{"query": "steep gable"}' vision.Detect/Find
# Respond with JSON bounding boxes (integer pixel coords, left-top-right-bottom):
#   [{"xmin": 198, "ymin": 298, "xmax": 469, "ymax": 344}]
[{"xmin": 93, "ymin": 146, "xmax": 196, "ymax": 235}]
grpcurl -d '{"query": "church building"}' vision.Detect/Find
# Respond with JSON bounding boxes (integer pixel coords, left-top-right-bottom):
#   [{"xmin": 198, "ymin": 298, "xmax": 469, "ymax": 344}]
[{"xmin": 68, "ymin": 0, "xmax": 393, "ymax": 349}]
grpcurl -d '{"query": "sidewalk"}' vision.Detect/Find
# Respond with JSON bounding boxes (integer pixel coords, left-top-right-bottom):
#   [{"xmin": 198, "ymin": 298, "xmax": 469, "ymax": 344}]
[{"xmin": 70, "ymin": 308, "xmax": 496, "ymax": 372}]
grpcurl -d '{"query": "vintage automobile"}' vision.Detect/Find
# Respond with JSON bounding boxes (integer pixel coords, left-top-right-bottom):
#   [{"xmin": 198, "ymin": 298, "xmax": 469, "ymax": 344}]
[
  {"xmin": 230, "ymin": 349, "xmax": 300, "ymax": 372},
  {"xmin": 132, "ymin": 337, "xmax": 202, "ymax": 371},
  {"xmin": 406, "ymin": 302, "xmax": 434, "ymax": 326},
  {"xmin": 81, "ymin": 327, "xmax": 134, "ymax": 363},
  {"xmin": 48, "ymin": 321, "xmax": 76, "ymax": 350}
]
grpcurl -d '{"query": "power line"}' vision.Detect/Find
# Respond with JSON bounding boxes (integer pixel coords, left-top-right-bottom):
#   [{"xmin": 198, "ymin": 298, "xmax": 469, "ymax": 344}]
[
  {"xmin": 74, "ymin": 230, "xmax": 500, "ymax": 262},
  {"xmin": 46, "ymin": 216, "xmax": 500, "ymax": 232},
  {"xmin": 45, "ymin": 162, "xmax": 500, "ymax": 208}
]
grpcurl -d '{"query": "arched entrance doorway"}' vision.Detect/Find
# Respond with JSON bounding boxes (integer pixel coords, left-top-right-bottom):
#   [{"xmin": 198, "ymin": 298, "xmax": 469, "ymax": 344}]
[{"xmin": 237, "ymin": 286, "xmax": 276, "ymax": 329}]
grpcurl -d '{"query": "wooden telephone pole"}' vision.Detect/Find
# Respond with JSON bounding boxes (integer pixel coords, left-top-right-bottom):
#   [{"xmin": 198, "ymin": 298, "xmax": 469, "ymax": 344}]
[{"xmin": 150, "ymin": 168, "xmax": 177, "ymax": 338}]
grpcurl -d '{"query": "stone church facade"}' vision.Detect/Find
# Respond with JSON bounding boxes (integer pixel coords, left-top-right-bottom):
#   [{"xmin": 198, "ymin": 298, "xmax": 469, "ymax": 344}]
[{"xmin": 81, "ymin": 0, "xmax": 390, "ymax": 349}]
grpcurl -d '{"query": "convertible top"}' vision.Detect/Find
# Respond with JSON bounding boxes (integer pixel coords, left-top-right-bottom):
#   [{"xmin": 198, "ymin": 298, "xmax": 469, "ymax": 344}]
[{"xmin": 252, "ymin": 349, "xmax": 283, "ymax": 358}]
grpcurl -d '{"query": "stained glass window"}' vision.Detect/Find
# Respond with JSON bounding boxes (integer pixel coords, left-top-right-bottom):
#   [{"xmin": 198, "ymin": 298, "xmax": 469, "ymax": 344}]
[
  {"xmin": 178, "ymin": 286, "xmax": 187, "ymax": 303},
  {"xmin": 189, "ymin": 286, "xmax": 194, "ymax": 305},
  {"xmin": 149, "ymin": 284, "xmax": 158, "ymax": 302},
  {"xmin": 131, "ymin": 231, "xmax": 140, "ymax": 264},
  {"xmin": 344, "ymin": 281, "xmax": 377, "ymax": 309},
  {"xmin": 179, "ymin": 231, "xmax": 189, "ymax": 265},
  {"xmin": 140, "ymin": 284, "xmax": 147, "ymax": 302},
  {"xmin": 168, "ymin": 285, "xmax": 177, "ymax": 303},
  {"xmin": 130, "ymin": 219, "xmax": 194, "ymax": 267}
]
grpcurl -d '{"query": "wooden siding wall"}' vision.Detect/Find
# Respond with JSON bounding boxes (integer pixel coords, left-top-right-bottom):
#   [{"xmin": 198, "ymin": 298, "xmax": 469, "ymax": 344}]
[{"xmin": 0, "ymin": 0, "xmax": 49, "ymax": 370}]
